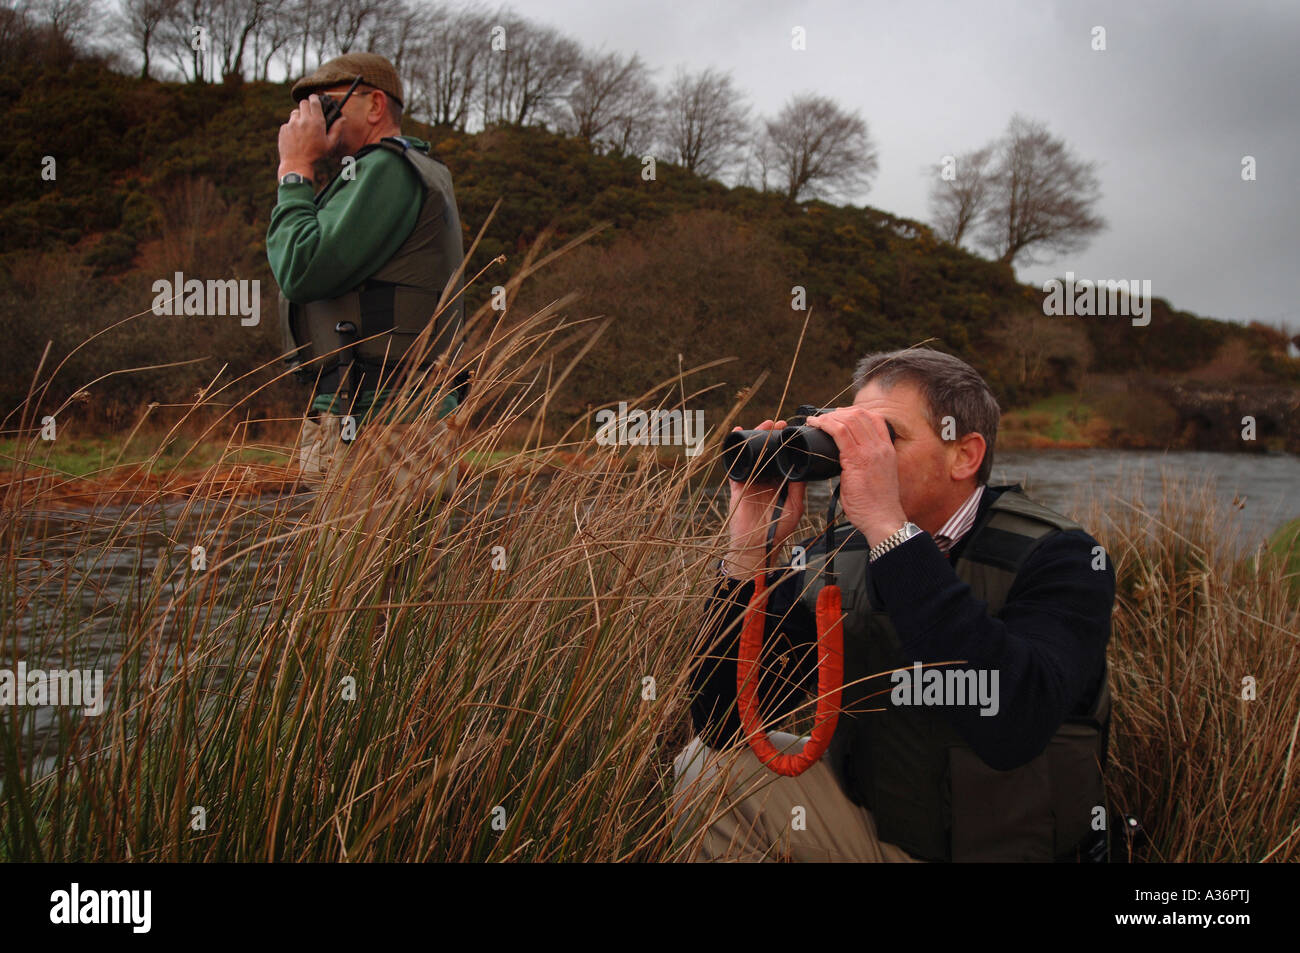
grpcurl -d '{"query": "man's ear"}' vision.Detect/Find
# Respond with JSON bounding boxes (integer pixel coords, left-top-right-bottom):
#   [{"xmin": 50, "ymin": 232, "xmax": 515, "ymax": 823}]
[
  {"xmin": 368, "ymin": 90, "xmax": 387, "ymax": 125},
  {"xmin": 950, "ymin": 431, "xmax": 985, "ymax": 482}
]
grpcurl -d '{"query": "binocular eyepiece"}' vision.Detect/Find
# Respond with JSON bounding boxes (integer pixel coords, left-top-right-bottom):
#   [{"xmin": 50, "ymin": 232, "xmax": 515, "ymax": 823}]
[{"xmin": 721, "ymin": 405, "xmax": 897, "ymax": 483}]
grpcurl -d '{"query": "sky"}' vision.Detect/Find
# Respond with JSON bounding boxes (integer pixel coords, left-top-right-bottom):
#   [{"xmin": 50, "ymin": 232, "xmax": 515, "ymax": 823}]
[{"xmin": 512, "ymin": 0, "xmax": 1300, "ymax": 331}]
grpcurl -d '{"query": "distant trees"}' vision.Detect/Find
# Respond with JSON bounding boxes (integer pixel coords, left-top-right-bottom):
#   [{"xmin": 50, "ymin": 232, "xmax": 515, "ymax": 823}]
[
  {"xmin": 115, "ymin": 0, "xmax": 178, "ymax": 78},
  {"xmin": 661, "ymin": 65, "xmax": 749, "ymax": 178},
  {"xmin": 33, "ymin": 1, "xmax": 906, "ymax": 198},
  {"xmin": 23, "ymin": 0, "xmax": 1119, "ymax": 288},
  {"xmin": 930, "ymin": 114, "xmax": 1106, "ymax": 267},
  {"xmin": 928, "ymin": 144, "xmax": 993, "ymax": 247},
  {"xmin": 2, "ymin": 0, "xmax": 101, "ymax": 66},
  {"xmin": 1, "ymin": 1, "xmax": 40, "ymax": 62},
  {"xmin": 562, "ymin": 49, "xmax": 657, "ymax": 155},
  {"xmin": 761, "ymin": 92, "xmax": 876, "ymax": 201},
  {"xmin": 987, "ymin": 307, "xmax": 1093, "ymax": 400},
  {"xmin": 478, "ymin": 13, "xmax": 581, "ymax": 126},
  {"xmin": 393, "ymin": 2, "xmax": 481, "ymax": 125},
  {"xmin": 36, "ymin": 0, "xmax": 99, "ymax": 44},
  {"xmin": 248, "ymin": 0, "xmax": 293, "ymax": 80}
]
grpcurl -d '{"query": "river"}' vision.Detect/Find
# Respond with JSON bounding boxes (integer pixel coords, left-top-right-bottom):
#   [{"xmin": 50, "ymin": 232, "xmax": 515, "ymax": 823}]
[{"xmin": 989, "ymin": 448, "xmax": 1299, "ymax": 546}]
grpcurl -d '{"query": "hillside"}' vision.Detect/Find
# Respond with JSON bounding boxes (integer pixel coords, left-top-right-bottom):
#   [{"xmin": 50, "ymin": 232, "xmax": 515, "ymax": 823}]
[{"xmin": 3, "ymin": 59, "xmax": 1297, "ymax": 448}]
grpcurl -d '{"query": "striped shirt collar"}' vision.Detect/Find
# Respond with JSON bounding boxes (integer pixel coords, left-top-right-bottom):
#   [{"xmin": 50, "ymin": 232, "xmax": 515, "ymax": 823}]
[{"xmin": 933, "ymin": 484, "xmax": 985, "ymax": 555}]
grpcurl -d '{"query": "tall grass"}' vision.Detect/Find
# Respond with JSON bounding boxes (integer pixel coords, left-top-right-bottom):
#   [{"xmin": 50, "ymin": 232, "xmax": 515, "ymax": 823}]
[
  {"xmin": 2, "ymin": 286, "xmax": 1297, "ymax": 862},
  {"xmin": 0, "ymin": 229, "xmax": 757, "ymax": 860},
  {"xmin": 1078, "ymin": 474, "xmax": 1300, "ymax": 862}
]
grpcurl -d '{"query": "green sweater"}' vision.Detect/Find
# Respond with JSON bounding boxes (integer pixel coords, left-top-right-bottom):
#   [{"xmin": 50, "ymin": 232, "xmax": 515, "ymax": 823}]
[{"xmin": 267, "ymin": 136, "xmax": 453, "ymax": 422}]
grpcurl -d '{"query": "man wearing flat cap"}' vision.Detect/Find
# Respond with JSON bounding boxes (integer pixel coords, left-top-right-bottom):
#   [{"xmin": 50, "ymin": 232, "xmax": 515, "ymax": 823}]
[{"xmin": 268, "ymin": 52, "xmax": 466, "ymax": 518}]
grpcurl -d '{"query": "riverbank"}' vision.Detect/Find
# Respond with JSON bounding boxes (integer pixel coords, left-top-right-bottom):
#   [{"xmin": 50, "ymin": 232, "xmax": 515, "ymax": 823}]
[
  {"xmin": 999, "ymin": 394, "xmax": 1111, "ymax": 449},
  {"xmin": 0, "ymin": 431, "xmax": 631, "ymax": 509},
  {"xmin": 7, "ymin": 423, "xmax": 1300, "ymax": 523}
]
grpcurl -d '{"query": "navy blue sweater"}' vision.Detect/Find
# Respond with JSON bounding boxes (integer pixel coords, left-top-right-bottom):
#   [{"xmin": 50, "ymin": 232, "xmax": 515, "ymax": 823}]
[{"xmin": 689, "ymin": 485, "xmax": 1114, "ymax": 772}]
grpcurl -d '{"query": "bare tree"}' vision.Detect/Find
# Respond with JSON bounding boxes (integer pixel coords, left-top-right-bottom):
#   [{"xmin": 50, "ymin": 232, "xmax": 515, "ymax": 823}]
[
  {"xmin": 299, "ymin": 0, "xmax": 332, "ymax": 73},
  {"xmin": 605, "ymin": 81, "xmax": 660, "ymax": 156},
  {"xmin": 928, "ymin": 144, "xmax": 994, "ymax": 246},
  {"xmin": 562, "ymin": 48, "xmax": 657, "ymax": 153},
  {"xmin": 987, "ymin": 307, "xmax": 1093, "ymax": 395},
  {"xmin": 287, "ymin": 0, "xmax": 317, "ymax": 75},
  {"xmin": 329, "ymin": 0, "xmax": 376, "ymax": 54},
  {"xmin": 116, "ymin": 0, "xmax": 179, "ymax": 78},
  {"xmin": 161, "ymin": 0, "xmax": 212, "ymax": 81},
  {"xmin": 213, "ymin": 0, "xmax": 272, "ymax": 81},
  {"xmin": 156, "ymin": 0, "xmax": 270, "ymax": 82},
  {"xmin": 251, "ymin": 0, "xmax": 294, "ymax": 79},
  {"xmin": 763, "ymin": 92, "xmax": 876, "ymax": 201},
  {"xmin": 34, "ymin": 0, "xmax": 97, "ymax": 46},
  {"xmin": 977, "ymin": 114, "xmax": 1106, "ymax": 266},
  {"xmin": 737, "ymin": 122, "xmax": 775, "ymax": 191},
  {"xmin": 479, "ymin": 12, "xmax": 581, "ymax": 126},
  {"xmin": 403, "ymin": 2, "xmax": 488, "ymax": 129},
  {"xmin": 0, "ymin": 1, "xmax": 38, "ymax": 65},
  {"xmin": 260, "ymin": 0, "xmax": 339, "ymax": 82},
  {"xmin": 367, "ymin": 0, "xmax": 425, "ymax": 70},
  {"xmin": 660, "ymin": 65, "xmax": 748, "ymax": 178}
]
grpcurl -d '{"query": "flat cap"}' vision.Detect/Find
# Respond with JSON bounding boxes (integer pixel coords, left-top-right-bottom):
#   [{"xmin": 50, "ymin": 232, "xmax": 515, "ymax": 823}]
[{"xmin": 292, "ymin": 52, "xmax": 403, "ymax": 107}]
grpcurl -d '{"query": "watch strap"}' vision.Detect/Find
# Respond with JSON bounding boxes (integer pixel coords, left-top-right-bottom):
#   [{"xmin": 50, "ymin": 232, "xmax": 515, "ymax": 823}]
[{"xmin": 868, "ymin": 522, "xmax": 922, "ymax": 562}]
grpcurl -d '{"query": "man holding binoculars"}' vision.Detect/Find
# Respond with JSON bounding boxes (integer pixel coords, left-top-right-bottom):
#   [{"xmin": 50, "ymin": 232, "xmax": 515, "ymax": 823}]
[
  {"xmin": 673, "ymin": 348, "xmax": 1115, "ymax": 862},
  {"xmin": 269, "ymin": 53, "xmax": 465, "ymax": 523}
]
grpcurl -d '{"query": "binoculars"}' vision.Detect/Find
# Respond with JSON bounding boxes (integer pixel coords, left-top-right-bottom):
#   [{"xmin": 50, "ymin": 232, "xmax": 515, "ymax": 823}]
[
  {"xmin": 320, "ymin": 75, "xmax": 364, "ymax": 132},
  {"xmin": 721, "ymin": 405, "xmax": 897, "ymax": 482}
]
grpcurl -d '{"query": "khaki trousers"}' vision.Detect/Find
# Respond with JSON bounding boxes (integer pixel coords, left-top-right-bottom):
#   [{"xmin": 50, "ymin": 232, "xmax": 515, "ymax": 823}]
[
  {"xmin": 670, "ymin": 732, "xmax": 923, "ymax": 863},
  {"xmin": 294, "ymin": 411, "xmax": 461, "ymax": 536}
]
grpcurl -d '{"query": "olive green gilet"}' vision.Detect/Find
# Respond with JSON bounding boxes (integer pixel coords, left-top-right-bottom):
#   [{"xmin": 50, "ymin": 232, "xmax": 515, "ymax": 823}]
[
  {"xmin": 797, "ymin": 487, "xmax": 1112, "ymax": 862},
  {"xmin": 278, "ymin": 136, "xmax": 465, "ymax": 397}
]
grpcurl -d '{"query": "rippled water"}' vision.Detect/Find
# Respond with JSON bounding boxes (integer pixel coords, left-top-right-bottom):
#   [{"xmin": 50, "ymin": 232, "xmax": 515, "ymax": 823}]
[{"xmin": 990, "ymin": 449, "xmax": 1300, "ymax": 545}]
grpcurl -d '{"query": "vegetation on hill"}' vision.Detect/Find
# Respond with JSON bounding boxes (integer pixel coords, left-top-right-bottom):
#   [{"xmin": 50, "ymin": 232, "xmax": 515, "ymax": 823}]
[{"xmin": 2, "ymin": 58, "xmax": 1296, "ymax": 444}]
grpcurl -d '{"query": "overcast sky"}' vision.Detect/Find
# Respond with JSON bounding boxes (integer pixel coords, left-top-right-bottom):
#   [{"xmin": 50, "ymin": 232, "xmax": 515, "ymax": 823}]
[{"xmin": 514, "ymin": 0, "xmax": 1299, "ymax": 331}]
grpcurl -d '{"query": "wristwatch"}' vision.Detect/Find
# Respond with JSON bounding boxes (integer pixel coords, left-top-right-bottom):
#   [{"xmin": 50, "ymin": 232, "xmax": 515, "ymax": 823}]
[
  {"xmin": 279, "ymin": 172, "xmax": 311, "ymax": 187},
  {"xmin": 868, "ymin": 522, "xmax": 923, "ymax": 562}
]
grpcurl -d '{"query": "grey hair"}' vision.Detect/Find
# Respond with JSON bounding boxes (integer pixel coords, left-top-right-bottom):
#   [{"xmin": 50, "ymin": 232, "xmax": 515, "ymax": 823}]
[{"xmin": 852, "ymin": 348, "xmax": 1000, "ymax": 485}]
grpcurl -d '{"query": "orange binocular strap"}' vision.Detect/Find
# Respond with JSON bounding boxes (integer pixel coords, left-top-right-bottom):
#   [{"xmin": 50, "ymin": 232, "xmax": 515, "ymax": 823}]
[{"xmin": 735, "ymin": 572, "xmax": 844, "ymax": 776}]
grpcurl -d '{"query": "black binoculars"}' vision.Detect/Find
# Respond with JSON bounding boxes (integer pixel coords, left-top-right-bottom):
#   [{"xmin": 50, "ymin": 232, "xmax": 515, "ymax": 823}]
[
  {"xmin": 320, "ymin": 75, "xmax": 364, "ymax": 131},
  {"xmin": 721, "ymin": 405, "xmax": 897, "ymax": 482}
]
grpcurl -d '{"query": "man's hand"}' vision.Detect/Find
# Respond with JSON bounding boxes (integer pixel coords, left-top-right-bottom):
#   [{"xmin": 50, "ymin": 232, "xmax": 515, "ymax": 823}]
[
  {"xmin": 277, "ymin": 94, "xmax": 345, "ymax": 180},
  {"xmin": 723, "ymin": 420, "xmax": 806, "ymax": 580},
  {"xmin": 806, "ymin": 408, "xmax": 907, "ymax": 547}
]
